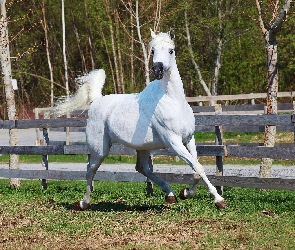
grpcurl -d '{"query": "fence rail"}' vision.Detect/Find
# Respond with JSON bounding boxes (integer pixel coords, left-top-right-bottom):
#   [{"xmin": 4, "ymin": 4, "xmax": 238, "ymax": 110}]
[
  {"xmin": 1, "ymin": 105, "xmax": 295, "ymax": 191},
  {"xmin": 186, "ymin": 91, "xmax": 295, "ymax": 102}
]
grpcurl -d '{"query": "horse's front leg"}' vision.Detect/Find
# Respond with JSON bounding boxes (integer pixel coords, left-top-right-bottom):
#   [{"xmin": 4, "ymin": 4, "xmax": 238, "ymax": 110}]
[
  {"xmin": 168, "ymin": 135, "xmax": 227, "ymax": 209},
  {"xmin": 136, "ymin": 150, "xmax": 177, "ymax": 204}
]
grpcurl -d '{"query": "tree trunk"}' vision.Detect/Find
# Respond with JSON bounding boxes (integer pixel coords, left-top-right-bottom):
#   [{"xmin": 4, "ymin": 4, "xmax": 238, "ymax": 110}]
[
  {"xmin": 71, "ymin": 13, "xmax": 87, "ymax": 73},
  {"xmin": 84, "ymin": 0, "xmax": 96, "ymax": 70},
  {"xmin": 40, "ymin": 1, "xmax": 54, "ymax": 107},
  {"xmin": 184, "ymin": 9, "xmax": 213, "ymax": 104},
  {"xmin": 211, "ymin": 0, "xmax": 223, "ymax": 97},
  {"xmin": 115, "ymin": 10, "xmax": 125, "ymax": 93},
  {"xmin": 136, "ymin": 0, "xmax": 150, "ymax": 85},
  {"xmin": 256, "ymin": 0, "xmax": 293, "ymax": 177},
  {"xmin": 130, "ymin": 1, "xmax": 135, "ymax": 87},
  {"xmin": 110, "ymin": 23, "xmax": 121, "ymax": 93},
  {"xmin": 0, "ymin": 0, "xmax": 20, "ymax": 186},
  {"xmin": 99, "ymin": 24, "xmax": 117, "ymax": 93}
]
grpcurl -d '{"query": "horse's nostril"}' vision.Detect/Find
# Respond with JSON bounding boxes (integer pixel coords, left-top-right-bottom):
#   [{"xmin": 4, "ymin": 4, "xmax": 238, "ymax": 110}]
[
  {"xmin": 152, "ymin": 62, "xmax": 164, "ymax": 71},
  {"xmin": 152, "ymin": 62, "xmax": 164, "ymax": 80}
]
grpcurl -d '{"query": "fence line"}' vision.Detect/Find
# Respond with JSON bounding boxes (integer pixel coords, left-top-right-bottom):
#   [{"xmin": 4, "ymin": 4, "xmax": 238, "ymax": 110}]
[
  {"xmin": 1, "ymin": 104, "xmax": 295, "ymax": 191},
  {"xmin": 1, "ymin": 169, "xmax": 295, "ymax": 191},
  {"xmin": 185, "ymin": 91, "xmax": 295, "ymax": 103}
]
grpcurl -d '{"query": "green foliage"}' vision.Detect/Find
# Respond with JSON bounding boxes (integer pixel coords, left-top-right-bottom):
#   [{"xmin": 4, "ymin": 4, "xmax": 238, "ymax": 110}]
[{"xmin": 1, "ymin": 0, "xmax": 294, "ymax": 114}]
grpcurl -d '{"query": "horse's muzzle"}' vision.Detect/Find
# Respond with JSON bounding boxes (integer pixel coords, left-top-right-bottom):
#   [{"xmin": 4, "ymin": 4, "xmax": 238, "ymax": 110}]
[{"xmin": 152, "ymin": 62, "xmax": 164, "ymax": 80}]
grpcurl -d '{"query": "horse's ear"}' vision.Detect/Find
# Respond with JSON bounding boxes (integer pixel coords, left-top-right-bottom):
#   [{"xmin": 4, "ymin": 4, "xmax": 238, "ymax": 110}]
[
  {"xmin": 169, "ymin": 29, "xmax": 175, "ymax": 40},
  {"xmin": 150, "ymin": 28, "xmax": 156, "ymax": 39}
]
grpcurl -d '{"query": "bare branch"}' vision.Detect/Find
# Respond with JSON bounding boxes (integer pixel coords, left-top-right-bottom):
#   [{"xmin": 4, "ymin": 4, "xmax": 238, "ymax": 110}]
[
  {"xmin": 271, "ymin": 0, "xmax": 293, "ymax": 33},
  {"xmin": 256, "ymin": 0, "xmax": 268, "ymax": 34},
  {"xmin": 270, "ymin": 0, "xmax": 280, "ymax": 23},
  {"xmin": 184, "ymin": 10, "xmax": 211, "ymax": 97},
  {"xmin": 153, "ymin": 0, "xmax": 161, "ymax": 32}
]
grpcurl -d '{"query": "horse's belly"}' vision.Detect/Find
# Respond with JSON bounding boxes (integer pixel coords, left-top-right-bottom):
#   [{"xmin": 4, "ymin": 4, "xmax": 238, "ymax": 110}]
[{"xmin": 108, "ymin": 120, "xmax": 165, "ymax": 150}]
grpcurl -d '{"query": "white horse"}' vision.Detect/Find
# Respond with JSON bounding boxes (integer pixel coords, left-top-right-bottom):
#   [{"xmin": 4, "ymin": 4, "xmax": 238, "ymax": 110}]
[{"xmin": 54, "ymin": 30, "xmax": 227, "ymax": 210}]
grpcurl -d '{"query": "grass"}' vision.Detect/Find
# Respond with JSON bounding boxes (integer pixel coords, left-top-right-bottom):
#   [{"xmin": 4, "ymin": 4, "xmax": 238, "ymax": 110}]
[
  {"xmin": 1, "ymin": 132, "xmax": 295, "ymax": 247},
  {"xmin": 0, "ymin": 179, "xmax": 295, "ymax": 249}
]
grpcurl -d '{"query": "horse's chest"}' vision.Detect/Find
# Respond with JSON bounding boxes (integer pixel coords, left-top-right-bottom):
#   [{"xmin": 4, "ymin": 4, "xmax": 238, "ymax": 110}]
[{"xmin": 153, "ymin": 99, "xmax": 195, "ymax": 137}]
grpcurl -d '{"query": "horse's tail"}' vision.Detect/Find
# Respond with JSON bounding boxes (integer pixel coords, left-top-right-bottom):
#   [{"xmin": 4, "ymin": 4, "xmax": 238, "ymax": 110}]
[{"xmin": 51, "ymin": 69, "xmax": 106, "ymax": 118}]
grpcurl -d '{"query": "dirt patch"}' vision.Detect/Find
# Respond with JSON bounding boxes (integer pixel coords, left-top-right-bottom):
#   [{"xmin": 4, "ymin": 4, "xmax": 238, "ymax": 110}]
[{"xmin": 0, "ymin": 215, "xmax": 239, "ymax": 249}]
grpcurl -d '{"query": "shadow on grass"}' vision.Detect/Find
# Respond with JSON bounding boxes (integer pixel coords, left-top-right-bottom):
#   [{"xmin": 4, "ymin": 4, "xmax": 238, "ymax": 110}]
[{"xmin": 61, "ymin": 200, "xmax": 168, "ymax": 213}]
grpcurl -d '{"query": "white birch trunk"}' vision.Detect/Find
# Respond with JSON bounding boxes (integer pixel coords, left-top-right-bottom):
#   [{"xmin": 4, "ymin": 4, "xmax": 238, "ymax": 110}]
[
  {"xmin": 211, "ymin": 1, "xmax": 223, "ymax": 97},
  {"xmin": 110, "ymin": 23, "xmax": 121, "ymax": 93},
  {"xmin": 41, "ymin": 1, "xmax": 54, "ymax": 107},
  {"xmin": 256, "ymin": 0, "xmax": 293, "ymax": 177},
  {"xmin": 62, "ymin": 0, "xmax": 69, "ymax": 97},
  {"xmin": 62, "ymin": 0, "xmax": 70, "ymax": 145},
  {"xmin": 130, "ymin": 1, "xmax": 135, "ymax": 87},
  {"xmin": 0, "ymin": 0, "xmax": 19, "ymax": 186},
  {"xmin": 136, "ymin": 0, "xmax": 150, "ymax": 85},
  {"xmin": 184, "ymin": 10, "xmax": 213, "ymax": 105},
  {"xmin": 115, "ymin": 11, "xmax": 125, "ymax": 93},
  {"xmin": 99, "ymin": 24, "xmax": 117, "ymax": 93}
]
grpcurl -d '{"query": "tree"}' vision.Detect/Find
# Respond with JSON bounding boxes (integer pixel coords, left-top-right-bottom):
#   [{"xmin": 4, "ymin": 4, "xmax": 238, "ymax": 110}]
[
  {"xmin": 184, "ymin": 0, "xmax": 243, "ymax": 102},
  {"xmin": 256, "ymin": 0, "xmax": 294, "ymax": 177},
  {"xmin": 117, "ymin": 0, "xmax": 164, "ymax": 86},
  {"xmin": 0, "ymin": 0, "xmax": 19, "ymax": 186}
]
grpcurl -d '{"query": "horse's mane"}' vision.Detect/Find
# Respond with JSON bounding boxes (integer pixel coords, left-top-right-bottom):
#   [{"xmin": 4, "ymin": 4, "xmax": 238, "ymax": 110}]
[{"xmin": 148, "ymin": 32, "xmax": 174, "ymax": 50}]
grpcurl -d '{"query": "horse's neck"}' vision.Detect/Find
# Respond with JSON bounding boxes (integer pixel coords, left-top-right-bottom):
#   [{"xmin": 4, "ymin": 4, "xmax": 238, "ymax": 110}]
[{"xmin": 161, "ymin": 61, "xmax": 185, "ymax": 100}]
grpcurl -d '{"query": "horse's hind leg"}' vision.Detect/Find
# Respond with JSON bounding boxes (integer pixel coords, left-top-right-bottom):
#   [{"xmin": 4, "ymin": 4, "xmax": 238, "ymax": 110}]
[
  {"xmin": 80, "ymin": 152, "xmax": 105, "ymax": 210},
  {"xmin": 179, "ymin": 139, "xmax": 201, "ymax": 199},
  {"xmin": 136, "ymin": 150, "xmax": 177, "ymax": 203}
]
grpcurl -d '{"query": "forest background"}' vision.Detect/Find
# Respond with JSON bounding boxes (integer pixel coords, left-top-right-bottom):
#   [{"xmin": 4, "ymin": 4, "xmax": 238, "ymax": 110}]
[{"xmin": 0, "ymin": 0, "xmax": 294, "ymax": 120}]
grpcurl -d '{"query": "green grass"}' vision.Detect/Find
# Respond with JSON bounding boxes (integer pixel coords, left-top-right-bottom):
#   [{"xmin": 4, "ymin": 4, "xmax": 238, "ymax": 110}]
[{"xmin": 0, "ymin": 179, "xmax": 295, "ymax": 249}]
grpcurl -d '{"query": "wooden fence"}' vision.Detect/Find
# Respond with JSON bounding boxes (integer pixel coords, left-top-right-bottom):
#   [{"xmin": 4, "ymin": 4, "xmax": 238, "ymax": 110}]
[{"xmin": 1, "ymin": 102, "xmax": 295, "ymax": 191}]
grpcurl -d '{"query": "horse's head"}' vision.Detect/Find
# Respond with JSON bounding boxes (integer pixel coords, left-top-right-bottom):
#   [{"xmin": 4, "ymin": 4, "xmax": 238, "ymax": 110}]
[{"xmin": 149, "ymin": 29, "xmax": 175, "ymax": 80}]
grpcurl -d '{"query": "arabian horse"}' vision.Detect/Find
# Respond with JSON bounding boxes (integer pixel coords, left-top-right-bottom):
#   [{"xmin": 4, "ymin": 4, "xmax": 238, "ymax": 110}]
[{"xmin": 53, "ymin": 30, "xmax": 228, "ymax": 210}]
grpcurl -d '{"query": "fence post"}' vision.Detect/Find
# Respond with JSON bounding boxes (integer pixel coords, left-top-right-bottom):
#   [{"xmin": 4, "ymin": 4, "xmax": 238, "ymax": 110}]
[
  {"xmin": 250, "ymin": 93, "xmax": 255, "ymax": 105},
  {"xmin": 34, "ymin": 108, "xmax": 41, "ymax": 146},
  {"xmin": 293, "ymin": 101, "xmax": 295, "ymax": 144},
  {"xmin": 214, "ymin": 104, "xmax": 223, "ymax": 195},
  {"xmin": 41, "ymin": 111, "xmax": 50, "ymax": 189},
  {"xmin": 198, "ymin": 95, "xmax": 203, "ymax": 106}
]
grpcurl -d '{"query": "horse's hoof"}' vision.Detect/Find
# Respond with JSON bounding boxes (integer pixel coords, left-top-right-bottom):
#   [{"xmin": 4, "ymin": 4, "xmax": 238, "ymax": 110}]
[
  {"xmin": 165, "ymin": 195, "xmax": 178, "ymax": 204},
  {"xmin": 215, "ymin": 200, "xmax": 228, "ymax": 209},
  {"xmin": 179, "ymin": 188, "xmax": 189, "ymax": 200},
  {"xmin": 79, "ymin": 200, "xmax": 89, "ymax": 210}
]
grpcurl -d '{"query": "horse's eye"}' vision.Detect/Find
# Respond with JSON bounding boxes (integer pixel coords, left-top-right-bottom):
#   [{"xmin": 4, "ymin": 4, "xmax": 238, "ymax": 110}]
[
  {"xmin": 169, "ymin": 49, "xmax": 174, "ymax": 54},
  {"xmin": 151, "ymin": 49, "xmax": 154, "ymax": 55}
]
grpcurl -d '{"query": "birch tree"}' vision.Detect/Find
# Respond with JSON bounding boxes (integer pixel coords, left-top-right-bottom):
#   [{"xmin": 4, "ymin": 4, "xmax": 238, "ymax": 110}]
[
  {"xmin": 135, "ymin": 0, "xmax": 150, "ymax": 85},
  {"xmin": 184, "ymin": 0, "xmax": 241, "ymax": 102},
  {"xmin": 38, "ymin": 1, "xmax": 54, "ymax": 107},
  {"xmin": 0, "ymin": 0, "xmax": 19, "ymax": 186},
  {"xmin": 256, "ymin": 0, "xmax": 294, "ymax": 177},
  {"xmin": 118, "ymin": 0, "xmax": 164, "ymax": 86}
]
